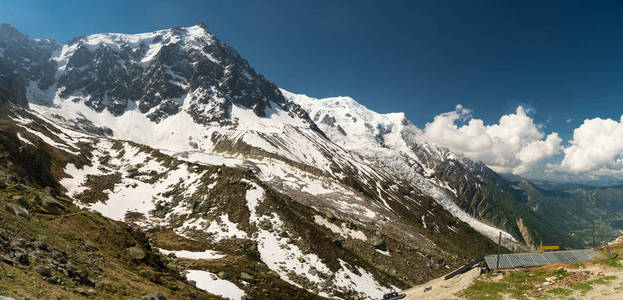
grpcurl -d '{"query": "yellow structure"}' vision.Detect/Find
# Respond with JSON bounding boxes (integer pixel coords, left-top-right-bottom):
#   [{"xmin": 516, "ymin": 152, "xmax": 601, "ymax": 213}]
[{"xmin": 538, "ymin": 245, "xmax": 560, "ymax": 251}]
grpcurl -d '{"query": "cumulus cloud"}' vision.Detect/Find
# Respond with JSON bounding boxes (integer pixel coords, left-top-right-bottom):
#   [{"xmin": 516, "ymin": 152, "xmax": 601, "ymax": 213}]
[
  {"xmin": 561, "ymin": 116, "xmax": 623, "ymax": 173},
  {"xmin": 420, "ymin": 105, "xmax": 562, "ymax": 175}
]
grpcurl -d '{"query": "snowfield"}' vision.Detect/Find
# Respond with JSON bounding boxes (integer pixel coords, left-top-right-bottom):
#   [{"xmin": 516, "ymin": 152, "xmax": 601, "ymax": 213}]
[
  {"xmin": 158, "ymin": 249, "xmax": 225, "ymax": 260},
  {"xmin": 186, "ymin": 270, "xmax": 246, "ymax": 300}
]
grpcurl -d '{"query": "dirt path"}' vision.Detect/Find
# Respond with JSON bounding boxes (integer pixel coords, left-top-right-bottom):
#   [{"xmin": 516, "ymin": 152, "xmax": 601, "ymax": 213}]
[{"xmin": 403, "ymin": 268, "xmax": 481, "ymax": 300}]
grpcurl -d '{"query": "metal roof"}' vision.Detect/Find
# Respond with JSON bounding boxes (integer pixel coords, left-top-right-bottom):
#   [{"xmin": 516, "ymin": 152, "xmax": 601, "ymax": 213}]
[{"xmin": 484, "ymin": 249, "xmax": 600, "ymax": 269}]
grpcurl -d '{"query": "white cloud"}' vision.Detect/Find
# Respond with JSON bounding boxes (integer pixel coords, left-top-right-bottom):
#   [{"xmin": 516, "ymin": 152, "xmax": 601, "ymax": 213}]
[
  {"xmin": 420, "ymin": 105, "xmax": 562, "ymax": 175},
  {"xmin": 561, "ymin": 116, "xmax": 623, "ymax": 173}
]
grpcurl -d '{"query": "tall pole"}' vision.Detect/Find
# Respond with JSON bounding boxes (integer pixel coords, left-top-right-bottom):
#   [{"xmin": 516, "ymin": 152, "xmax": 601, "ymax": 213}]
[
  {"xmin": 592, "ymin": 220, "xmax": 595, "ymax": 249},
  {"xmin": 496, "ymin": 231, "xmax": 501, "ymax": 271}
]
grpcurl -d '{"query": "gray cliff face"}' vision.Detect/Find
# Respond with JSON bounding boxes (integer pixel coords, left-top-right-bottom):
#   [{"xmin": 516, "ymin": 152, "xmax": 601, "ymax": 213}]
[{"xmin": 0, "ymin": 24, "xmax": 59, "ymax": 108}]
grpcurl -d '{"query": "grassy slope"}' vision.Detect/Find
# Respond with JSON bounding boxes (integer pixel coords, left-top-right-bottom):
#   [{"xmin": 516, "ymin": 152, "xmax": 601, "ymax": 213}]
[
  {"xmin": 0, "ymin": 185, "xmax": 220, "ymax": 299},
  {"xmin": 461, "ymin": 243, "xmax": 623, "ymax": 300},
  {"xmin": 0, "ymin": 108, "xmax": 222, "ymax": 299}
]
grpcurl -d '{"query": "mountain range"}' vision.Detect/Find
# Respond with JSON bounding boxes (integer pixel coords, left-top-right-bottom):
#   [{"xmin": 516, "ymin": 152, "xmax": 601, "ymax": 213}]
[{"xmin": 1, "ymin": 23, "xmax": 622, "ymax": 299}]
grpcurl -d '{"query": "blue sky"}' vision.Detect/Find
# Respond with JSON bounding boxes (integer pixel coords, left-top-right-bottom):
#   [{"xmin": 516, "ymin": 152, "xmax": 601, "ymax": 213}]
[{"xmin": 2, "ymin": 0, "xmax": 623, "ymax": 181}]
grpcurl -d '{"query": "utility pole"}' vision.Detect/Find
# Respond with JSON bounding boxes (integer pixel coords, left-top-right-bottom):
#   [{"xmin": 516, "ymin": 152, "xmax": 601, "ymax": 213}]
[
  {"xmin": 592, "ymin": 220, "xmax": 595, "ymax": 249},
  {"xmin": 496, "ymin": 231, "xmax": 501, "ymax": 271}
]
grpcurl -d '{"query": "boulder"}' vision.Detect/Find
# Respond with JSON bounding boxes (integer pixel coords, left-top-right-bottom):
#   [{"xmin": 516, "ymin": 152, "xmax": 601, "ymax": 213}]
[
  {"xmin": 265, "ymin": 270, "xmax": 279, "ymax": 278},
  {"xmin": 34, "ymin": 265, "xmax": 52, "ymax": 277},
  {"xmin": 166, "ymin": 262, "xmax": 178, "ymax": 272},
  {"xmin": 95, "ymin": 279, "xmax": 113, "ymax": 289},
  {"xmin": 16, "ymin": 253, "xmax": 29, "ymax": 265},
  {"xmin": 10, "ymin": 196, "xmax": 29, "ymax": 208},
  {"xmin": 40, "ymin": 195, "xmax": 64, "ymax": 215},
  {"xmin": 372, "ymin": 236, "xmax": 388, "ymax": 251},
  {"xmin": 325, "ymin": 211, "xmax": 336, "ymax": 221},
  {"xmin": 77, "ymin": 269, "xmax": 94, "ymax": 286},
  {"xmin": 36, "ymin": 241, "xmax": 49, "ymax": 252},
  {"xmin": 347, "ymin": 221, "xmax": 357, "ymax": 230},
  {"xmin": 258, "ymin": 219, "xmax": 273, "ymax": 230},
  {"xmin": 46, "ymin": 276, "xmax": 60, "ymax": 285},
  {"xmin": 127, "ymin": 246, "xmax": 146, "ymax": 260},
  {"xmin": 73, "ymin": 288, "xmax": 96, "ymax": 296},
  {"xmin": 239, "ymin": 272, "xmax": 254, "ymax": 282},
  {"xmin": 1, "ymin": 255, "xmax": 17, "ymax": 266},
  {"xmin": 4, "ymin": 203, "xmax": 29, "ymax": 219}
]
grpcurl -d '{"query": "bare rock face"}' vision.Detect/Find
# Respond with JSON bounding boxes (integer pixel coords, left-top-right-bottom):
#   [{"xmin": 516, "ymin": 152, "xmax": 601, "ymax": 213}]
[{"xmin": 0, "ymin": 24, "xmax": 59, "ymax": 108}]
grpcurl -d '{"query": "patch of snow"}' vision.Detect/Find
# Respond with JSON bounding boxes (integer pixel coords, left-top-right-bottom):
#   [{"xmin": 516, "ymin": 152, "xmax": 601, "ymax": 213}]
[
  {"xmin": 89, "ymin": 177, "xmax": 156, "ymax": 221},
  {"xmin": 17, "ymin": 125, "xmax": 80, "ymax": 155},
  {"xmin": 301, "ymin": 180, "xmax": 335, "ymax": 195},
  {"xmin": 333, "ymin": 259, "xmax": 395, "ymax": 299},
  {"xmin": 158, "ymin": 249, "xmax": 225, "ymax": 260},
  {"xmin": 313, "ymin": 215, "xmax": 367, "ymax": 241},
  {"xmin": 30, "ymin": 99, "xmax": 214, "ymax": 153},
  {"xmin": 16, "ymin": 133, "xmax": 34, "ymax": 145},
  {"xmin": 205, "ymin": 214, "xmax": 248, "ymax": 241},
  {"xmin": 60, "ymin": 162, "xmax": 103, "ymax": 196},
  {"xmin": 186, "ymin": 270, "xmax": 246, "ymax": 300}
]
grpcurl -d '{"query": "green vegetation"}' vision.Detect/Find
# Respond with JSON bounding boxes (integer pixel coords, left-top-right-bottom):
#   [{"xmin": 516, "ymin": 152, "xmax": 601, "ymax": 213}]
[
  {"xmin": 460, "ymin": 260, "xmax": 623, "ymax": 299},
  {"xmin": 0, "ymin": 183, "xmax": 219, "ymax": 299},
  {"xmin": 462, "ymin": 268, "xmax": 617, "ymax": 300},
  {"xmin": 462, "ymin": 269, "xmax": 552, "ymax": 300},
  {"xmin": 553, "ymin": 268, "xmax": 567, "ymax": 276}
]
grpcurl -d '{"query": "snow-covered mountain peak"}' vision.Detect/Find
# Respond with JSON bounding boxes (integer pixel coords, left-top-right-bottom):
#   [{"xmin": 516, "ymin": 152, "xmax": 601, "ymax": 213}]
[
  {"xmin": 57, "ymin": 24, "xmax": 215, "ymax": 66},
  {"xmin": 283, "ymin": 89, "xmax": 406, "ymax": 123},
  {"xmin": 282, "ymin": 89, "xmax": 411, "ymax": 152}
]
